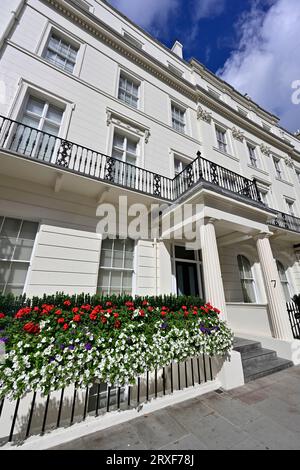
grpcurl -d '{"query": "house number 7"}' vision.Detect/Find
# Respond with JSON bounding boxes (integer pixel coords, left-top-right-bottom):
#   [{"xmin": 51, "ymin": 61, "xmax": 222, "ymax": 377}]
[{"xmin": 271, "ymin": 280, "xmax": 276, "ymax": 288}]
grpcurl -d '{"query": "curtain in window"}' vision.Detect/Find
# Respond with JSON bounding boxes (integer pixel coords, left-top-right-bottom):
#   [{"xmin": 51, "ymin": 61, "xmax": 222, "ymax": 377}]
[{"xmin": 237, "ymin": 255, "xmax": 256, "ymax": 303}]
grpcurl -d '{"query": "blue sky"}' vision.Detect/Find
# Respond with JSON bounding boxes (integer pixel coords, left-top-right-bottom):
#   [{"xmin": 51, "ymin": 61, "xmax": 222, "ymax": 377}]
[{"xmin": 108, "ymin": 0, "xmax": 300, "ymax": 133}]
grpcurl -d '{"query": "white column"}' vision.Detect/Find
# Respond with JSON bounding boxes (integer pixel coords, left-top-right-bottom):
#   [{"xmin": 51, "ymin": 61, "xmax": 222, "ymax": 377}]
[
  {"xmin": 256, "ymin": 234, "xmax": 293, "ymax": 340},
  {"xmin": 200, "ymin": 219, "xmax": 227, "ymax": 321}
]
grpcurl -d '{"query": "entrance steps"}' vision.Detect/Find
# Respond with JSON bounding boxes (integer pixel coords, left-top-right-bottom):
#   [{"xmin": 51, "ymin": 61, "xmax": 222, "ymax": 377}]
[{"xmin": 233, "ymin": 337, "xmax": 293, "ymax": 383}]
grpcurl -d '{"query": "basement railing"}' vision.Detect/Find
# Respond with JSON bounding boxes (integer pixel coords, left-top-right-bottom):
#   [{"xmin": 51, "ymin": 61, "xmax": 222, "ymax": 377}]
[
  {"xmin": 0, "ymin": 355, "xmax": 215, "ymax": 446},
  {"xmin": 0, "ymin": 115, "xmax": 262, "ymax": 205}
]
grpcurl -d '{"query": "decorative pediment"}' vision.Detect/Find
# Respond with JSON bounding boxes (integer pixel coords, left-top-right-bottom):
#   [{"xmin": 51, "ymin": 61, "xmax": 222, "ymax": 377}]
[
  {"xmin": 231, "ymin": 127, "xmax": 245, "ymax": 142},
  {"xmin": 106, "ymin": 109, "xmax": 151, "ymax": 143},
  {"xmin": 260, "ymin": 143, "xmax": 271, "ymax": 156},
  {"xmin": 197, "ymin": 105, "xmax": 212, "ymax": 123}
]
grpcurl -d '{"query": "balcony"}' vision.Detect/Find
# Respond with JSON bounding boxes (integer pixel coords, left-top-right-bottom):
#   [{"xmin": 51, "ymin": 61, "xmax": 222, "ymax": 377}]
[
  {"xmin": 269, "ymin": 211, "xmax": 300, "ymax": 234},
  {"xmin": 0, "ymin": 115, "xmax": 263, "ymax": 205}
]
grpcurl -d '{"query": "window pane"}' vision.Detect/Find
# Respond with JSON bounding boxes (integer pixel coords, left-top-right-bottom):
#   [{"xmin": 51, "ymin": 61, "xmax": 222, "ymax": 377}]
[
  {"xmin": 111, "ymin": 271, "xmax": 122, "ymax": 287},
  {"xmin": 113, "ymin": 134, "xmax": 125, "ymax": 149},
  {"xmin": 1, "ymin": 218, "xmax": 21, "ymax": 238},
  {"xmin": 97, "ymin": 270, "xmax": 110, "ymax": 288},
  {"xmin": 112, "ymin": 250, "xmax": 124, "ymax": 268},
  {"xmin": 26, "ymin": 97, "xmax": 44, "ymax": 116},
  {"xmin": 242, "ymin": 280, "xmax": 256, "ymax": 303},
  {"xmin": 175, "ymin": 245, "xmax": 195, "ymax": 260},
  {"xmin": 122, "ymin": 271, "xmax": 133, "ymax": 288},
  {"xmin": 100, "ymin": 249, "xmax": 112, "ymax": 267},
  {"xmin": 124, "ymin": 252, "xmax": 133, "ymax": 269},
  {"xmin": 0, "ymin": 261, "xmax": 11, "ymax": 285},
  {"xmin": 46, "ymin": 105, "xmax": 63, "ymax": 124}
]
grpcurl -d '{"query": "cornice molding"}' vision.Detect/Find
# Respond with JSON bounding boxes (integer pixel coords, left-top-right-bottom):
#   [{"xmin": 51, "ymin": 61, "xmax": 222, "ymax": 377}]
[{"xmin": 46, "ymin": 0, "xmax": 197, "ymax": 101}]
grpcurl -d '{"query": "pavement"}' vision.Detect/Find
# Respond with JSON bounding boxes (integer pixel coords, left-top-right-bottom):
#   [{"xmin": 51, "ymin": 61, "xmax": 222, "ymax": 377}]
[{"xmin": 51, "ymin": 366, "xmax": 300, "ymax": 450}]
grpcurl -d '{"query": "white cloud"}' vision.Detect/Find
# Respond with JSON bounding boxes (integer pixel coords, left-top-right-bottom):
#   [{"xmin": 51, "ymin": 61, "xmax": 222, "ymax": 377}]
[
  {"xmin": 218, "ymin": 0, "xmax": 300, "ymax": 132},
  {"xmin": 195, "ymin": 0, "xmax": 226, "ymax": 19},
  {"xmin": 108, "ymin": 0, "xmax": 178, "ymax": 30}
]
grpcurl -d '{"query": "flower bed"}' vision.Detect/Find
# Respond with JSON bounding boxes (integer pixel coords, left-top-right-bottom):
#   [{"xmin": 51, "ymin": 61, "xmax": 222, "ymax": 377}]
[{"xmin": 0, "ymin": 295, "xmax": 233, "ymax": 400}]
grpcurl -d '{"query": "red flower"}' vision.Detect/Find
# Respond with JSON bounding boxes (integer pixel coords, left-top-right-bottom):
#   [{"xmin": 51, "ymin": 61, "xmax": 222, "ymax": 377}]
[
  {"xmin": 139, "ymin": 310, "xmax": 145, "ymax": 317},
  {"xmin": 57, "ymin": 318, "xmax": 65, "ymax": 324},
  {"xmin": 0, "ymin": 313, "xmax": 5, "ymax": 319},
  {"xmin": 81, "ymin": 304, "xmax": 91, "ymax": 311},
  {"xmin": 213, "ymin": 308, "xmax": 221, "ymax": 314},
  {"xmin": 125, "ymin": 301, "xmax": 134, "ymax": 308},
  {"xmin": 89, "ymin": 313, "xmax": 97, "ymax": 321},
  {"xmin": 184, "ymin": 312, "xmax": 189, "ymax": 318},
  {"xmin": 114, "ymin": 320, "xmax": 121, "ymax": 329},
  {"xmin": 100, "ymin": 316, "xmax": 107, "ymax": 324},
  {"xmin": 64, "ymin": 300, "xmax": 71, "ymax": 307},
  {"xmin": 41, "ymin": 304, "xmax": 54, "ymax": 312},
  {"xmin": 161, "ymin": 311, "xmax": 167, "ymax": 317},
  {"xmin": 33, "ymin": 307, "xmax": 40, "ymax": 312},
  {"xmin": 63, "ymin": 323, "xmax": 69, "ymax": 331},
  {"xmin": 106, "ymin": 309, "xmax": 113, "ymax": 314},
  {"xmin": 55, "ymin": 309, "xmax": 63, "ymax": 316},
  {"xmin": 23, "ymin": 322, "xmax": 40, "ymax": 335},
  {"xmin": 193, "ymin": 311, "xmax": 198, "ymax": 316},
  {"xmin": 148, "ymin": 306, "xmax": 154, "ymax": 313},
  {"xmin": 73, "ymin": 314, "xmax": 81, "ymax": 322},
  {"xmin": 106, "ymin": 301, "xmax": 112, "ymax": 307},
  {"xmin": 142, "ymin": 300, "xmax": 149, "ymax": 306},
  {"xmin": 182, "ymin": 306, "xmax": 188, "ymax": 311},
  {"xmin": 161, "ymin": 306, "xmax": 168, "ymax": 311},
  {"xmin": 200, "ymin": 307, "xmax": 209, "ymax": 314},
  {"xmin": 15, "ymin": 307, "xmax": 31, "ymax": 318},
  {"xmin": 72, "ymin": 307, "xmax": 79, "ymax": 314},
  {"xmin": 113, "ymin": 313, "xmax": 119, "ymax": 318}
]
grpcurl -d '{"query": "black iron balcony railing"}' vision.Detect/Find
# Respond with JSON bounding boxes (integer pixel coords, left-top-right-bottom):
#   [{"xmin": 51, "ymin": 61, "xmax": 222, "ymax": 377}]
[
  {"xmin": 268, "ymin": 211, "xmax": 300, "ymax": 233},
  {"xmin": 0, "ymin": 115, "xmax": 262, "ymax": 205}
]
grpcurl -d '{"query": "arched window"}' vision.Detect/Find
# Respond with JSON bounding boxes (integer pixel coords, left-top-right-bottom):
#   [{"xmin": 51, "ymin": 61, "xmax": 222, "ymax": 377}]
[
  {"xmin": 237, "ymin": 255, "xmax": 256, "ymax": 303},
  {"xmin": 276, "ymin": 260, "xmax": 291, "ymax": 302}
]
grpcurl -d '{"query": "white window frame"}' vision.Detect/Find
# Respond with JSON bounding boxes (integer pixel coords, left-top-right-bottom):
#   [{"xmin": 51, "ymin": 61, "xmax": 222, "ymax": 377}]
[
  {"xmin": 111, "ymin": 129, "xmax": 140, "ymax": 166},
  {"xmin": 276, "ymin": 260, "xmax": 292, "ymax": 302},
  {"xmin": 116, "ymin": 68, "xmax": 143, "ymax": 111},
  {"xmin": 118, "ymin": 72, "xmax": 140, "ymax": 109},
  {"xmin": 285, "ymin": 198, "xmax": 296, "ymax": 216},
  {"xmin": 171, "ymin": 102, "xmax": 186, "ymax": 134},
  {"xmin": 36, "ymin": 24, "xmax": 85, "ymax": 77},
  {"xmin": 97, "ymin": 238, "xmax": 135, "ymax": 296},
  {"xmin": 295, "ymin": 168, "xmax": 300, "ymax": 184},
  {"xmin": 0, "ymin": 216, "xmax": 39, "ymax": 295},
  {"xmin": 7, "ymin": 80, "xmax": 73, "ymax": 144},
  {"xmin": 215, "ymin": 125, "xmax": 228, "ymax": 154},
  {"xmin": 237, "ymin": 254, "xmax": 257, "ymax": 304},
  {"xmin": 247, "ymin": 143, "xmax": 259, "ymax": 168},
  {"xmin": 273, "ymin": 156, "xmax": 284, "ymax": 180}
]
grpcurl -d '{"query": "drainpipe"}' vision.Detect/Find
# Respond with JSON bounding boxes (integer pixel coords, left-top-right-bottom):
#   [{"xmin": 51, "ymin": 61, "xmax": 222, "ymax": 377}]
[
  {"xmin": 0, "ymin": 0, "xmax": 25, "ymax": 51},
  {"xmin": 154, "ymin": 238, "xmax": 159, "ymax": 296}
]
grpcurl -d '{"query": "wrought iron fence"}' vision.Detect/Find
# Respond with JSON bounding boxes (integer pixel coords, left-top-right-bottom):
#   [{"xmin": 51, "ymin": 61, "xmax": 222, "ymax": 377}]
[
  {"xmin": 287, "ymin": 301, "xmax": 300, "ymax": 339},
  {"xmin": 0, "ymin": 115, "xmax": 263, "ymax": 205},
  {"xmin": 0, "ymin": 355, "xmax": 215, "ymax": 446},
  {"xmin": 174, "ymin": 151, "xmax": 262, "ymax": 203},
  {"xmin": 269, "ymin": 212, "xmax": 300, "ymax": 233}
]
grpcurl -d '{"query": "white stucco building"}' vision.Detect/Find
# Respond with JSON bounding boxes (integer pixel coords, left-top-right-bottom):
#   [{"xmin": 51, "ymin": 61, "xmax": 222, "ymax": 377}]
[{"xmin": 1, "ymin": 0, "xmax": 300, "ymax": 355}]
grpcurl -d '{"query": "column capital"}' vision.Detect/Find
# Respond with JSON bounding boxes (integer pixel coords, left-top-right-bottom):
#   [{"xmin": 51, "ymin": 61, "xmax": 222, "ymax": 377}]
[
  {"xmin": 253, "ymin": 231, "xmax": 272, "ymax": 242},
  {"xmin": 204, "ymin": 217, "xmax": 219, "ymax": 226}
]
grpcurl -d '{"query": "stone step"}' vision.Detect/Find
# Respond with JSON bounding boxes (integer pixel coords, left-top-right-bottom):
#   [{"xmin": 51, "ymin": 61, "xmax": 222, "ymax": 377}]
[
  {"xmin": 243, "ymin": 357, "xmax": 293, "ymax": 383},
  {"xmin": 233, "ymin": 337, "xmax": 262, "ymax": 354},
  {"xmin": 240, "ymin": 348, "xmax": 277, "ymax": 367}
]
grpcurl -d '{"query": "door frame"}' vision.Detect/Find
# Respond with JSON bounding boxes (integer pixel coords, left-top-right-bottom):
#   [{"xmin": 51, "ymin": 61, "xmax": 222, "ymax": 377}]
[{"xmin": 171, "ymin": 243, "xmax": 204, "ymax": 298}]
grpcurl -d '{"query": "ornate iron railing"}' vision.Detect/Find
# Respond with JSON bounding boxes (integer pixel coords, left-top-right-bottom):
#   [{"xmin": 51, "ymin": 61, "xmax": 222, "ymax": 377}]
[
  {"xmin": 174, "ymin": 151, "xmax": 262, "ymax": 203},
  {"xmin": 268, "ymin": 211, "xmax": 300, "ymax": 233},
  {"xmin": 286, "ymin": 301, "xmax": 300, "ymax": 339},
  {"xmin": 0, "ymin": 115, "xmax": 262, "ymax": 205}
]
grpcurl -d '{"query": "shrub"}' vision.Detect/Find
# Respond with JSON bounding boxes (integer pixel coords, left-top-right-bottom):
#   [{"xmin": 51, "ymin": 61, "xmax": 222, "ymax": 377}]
[{"xmin": 0, "ymin": 294, "xmax": 233, "ymax": 400}]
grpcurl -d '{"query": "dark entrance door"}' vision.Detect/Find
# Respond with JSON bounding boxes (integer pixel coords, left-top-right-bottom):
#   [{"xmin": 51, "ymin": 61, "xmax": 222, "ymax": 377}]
[{"xmin": 176, "ymin": 262, "xmax": 199, "ymax": 296}]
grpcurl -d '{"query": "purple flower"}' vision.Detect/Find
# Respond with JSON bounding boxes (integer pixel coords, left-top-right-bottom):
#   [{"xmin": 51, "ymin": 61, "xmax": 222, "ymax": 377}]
[
  {"xmin": 68, "ymin": 345, "xmax": 75, "ymax": 351},
  {"xmin": 60, "ymin": 344, "xmax": 65, "ymax": 350},
  {"xmin": 160, "ymin": 323, "xmax": 168, "ymax": 330},
  {"xmin": 85, "ymin": 343, "xmax": 92, "ymax": 351},
  {"xmin": 0, "ymin": 337, "xmax": 8, "ymax": 343},
  {"xmin": 49, "ymin": 357, "xmax": 55, "ymax": 363}
]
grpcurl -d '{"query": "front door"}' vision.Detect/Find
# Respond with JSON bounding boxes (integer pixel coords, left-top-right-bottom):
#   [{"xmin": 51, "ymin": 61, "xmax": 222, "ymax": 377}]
[{"xmin": 176, "ymin": 262, "xmax": 199, "ymax": 296}]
